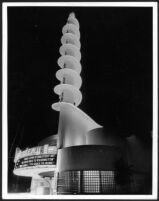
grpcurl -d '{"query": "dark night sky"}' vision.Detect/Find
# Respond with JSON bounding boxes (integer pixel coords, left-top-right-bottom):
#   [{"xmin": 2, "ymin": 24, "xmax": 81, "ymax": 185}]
[{"xmin": 7, "ymin": 6, "xmax": 152, "ymax": 188}]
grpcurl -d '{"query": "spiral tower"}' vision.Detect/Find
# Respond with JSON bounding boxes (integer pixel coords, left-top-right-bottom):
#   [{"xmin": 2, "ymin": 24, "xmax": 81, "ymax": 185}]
[
  {"xmin": 52, "ymin": 13, "xmax": 102, "ymax": 149},
  {"xmin": 52, "ymin": 12, "xmax": 82, "ymax": 111}
]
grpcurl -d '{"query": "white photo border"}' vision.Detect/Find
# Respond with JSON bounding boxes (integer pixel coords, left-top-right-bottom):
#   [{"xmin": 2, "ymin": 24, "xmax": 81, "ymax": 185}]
[{"xmin": 2, "ymin": 2, "xmax": 158, "ymax": 200}]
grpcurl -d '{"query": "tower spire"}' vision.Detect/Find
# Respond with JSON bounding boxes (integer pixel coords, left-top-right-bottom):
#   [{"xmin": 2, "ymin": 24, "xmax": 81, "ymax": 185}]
[
  {"xmin": 52, "ymin": 12, "xmax": 82, "ymax": 111},
  {"xmin": 52, "ymin": 13, "xmax": 102, "ymax": 149},
  {"xmin": 69, "ymin": 12, "xmax": 75, "ymax": 18}
]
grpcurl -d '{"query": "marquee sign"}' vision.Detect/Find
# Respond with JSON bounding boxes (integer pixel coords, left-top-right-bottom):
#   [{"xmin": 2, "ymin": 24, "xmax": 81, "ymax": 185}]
[
  {"xmin": 14, "ymin": 154, "xmax": 56, "ymax": 169},
  {"xmin": 14, "ymin": 144, "xmax": 57, "ymax": 162}
]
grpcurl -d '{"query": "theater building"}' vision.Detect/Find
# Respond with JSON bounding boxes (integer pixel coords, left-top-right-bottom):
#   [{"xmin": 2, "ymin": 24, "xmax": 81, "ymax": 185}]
[{"xmin": 13, "ymin": 12, "xmax": 151, "ymax": 195}]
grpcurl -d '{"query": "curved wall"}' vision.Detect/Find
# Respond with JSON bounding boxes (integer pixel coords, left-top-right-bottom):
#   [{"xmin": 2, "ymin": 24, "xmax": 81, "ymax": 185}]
[
  {"xmin": 86, "ymin": 128, "xmax": 124, "ymax": 146},
  {"xmin": 57, "ymin": 145, "xmax": 122, "ymax": 172},
  {"xmin": 86, "ymin": 128, "xmax": 128, "ymax": 162}
]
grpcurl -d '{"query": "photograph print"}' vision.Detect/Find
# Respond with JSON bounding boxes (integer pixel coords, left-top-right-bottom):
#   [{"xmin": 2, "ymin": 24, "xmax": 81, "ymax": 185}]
[{"xmin": 2, "ymin": 2, "xmax": 158, "ymax": 199}]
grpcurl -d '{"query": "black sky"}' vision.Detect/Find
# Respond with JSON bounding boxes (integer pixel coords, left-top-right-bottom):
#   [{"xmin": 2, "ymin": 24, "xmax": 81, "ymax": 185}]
[{"xmin": 7, "ymin": 6, "xmax": 152, "ymax": 189}]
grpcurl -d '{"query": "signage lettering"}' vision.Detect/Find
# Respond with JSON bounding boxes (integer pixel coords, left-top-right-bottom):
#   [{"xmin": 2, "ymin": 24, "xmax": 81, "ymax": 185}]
[{"xmin": 15, "ymin": 154, "xmax": 56, "ymax": 169}]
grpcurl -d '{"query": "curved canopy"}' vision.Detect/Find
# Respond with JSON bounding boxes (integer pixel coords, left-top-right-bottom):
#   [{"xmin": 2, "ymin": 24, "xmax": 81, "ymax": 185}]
[
  {"xmin": 54, "ymin": 83, "xmax": 82, "ymax": 106},
  {"xmin": 61, "ymin": 33, "xmax": 81, "ymax": 49},
  {"xmin": 52, "ymin": 102, "xmax": 103, "ymax": 131},
  {"xmin": 57, "ymin": 55, "xmax": 81, "ymax": 74},
  {"xmin": 56, "ymin": 68, "xmax": 82, "ymax": 89},
  {"xmin": 59, "ymin": 44, "xmax": 81, "ymax": 61},
  {"xmin": 67, "ymin": 15, "xmax": 80, "ymax": 28},
  {"xmin": 62, "ymin": 24, "xmax": 80, "ymax": 39},
  {"xmin": 13, "ymin": 166, "xmax": 56, "ymax": 177}
]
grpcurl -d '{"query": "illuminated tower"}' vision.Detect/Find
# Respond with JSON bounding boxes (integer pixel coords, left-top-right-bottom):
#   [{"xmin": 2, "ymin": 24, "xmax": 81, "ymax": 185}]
[
  {"xmin": 52, "ymin": 12, "xmax": 102, "ymax": 148},
  {"xmin": 52, "ymin": 13, "xmax": 130, "ymax": 195}
]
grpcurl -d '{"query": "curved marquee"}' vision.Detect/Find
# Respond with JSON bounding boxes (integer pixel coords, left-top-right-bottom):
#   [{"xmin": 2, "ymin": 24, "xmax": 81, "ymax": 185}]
[{"xmin": 13, "ymin": 145, "xmax": 57, "ymax": 177}]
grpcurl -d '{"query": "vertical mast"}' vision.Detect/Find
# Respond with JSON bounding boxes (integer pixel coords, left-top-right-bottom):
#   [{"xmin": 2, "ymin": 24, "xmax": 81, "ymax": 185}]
[
  {"xmin": 52, "ymin": 12, "xmax": 82, "ymax": 111},
  {"xmin": 52, "ymin": 13, "xmax": 102, "ymax": 149}
]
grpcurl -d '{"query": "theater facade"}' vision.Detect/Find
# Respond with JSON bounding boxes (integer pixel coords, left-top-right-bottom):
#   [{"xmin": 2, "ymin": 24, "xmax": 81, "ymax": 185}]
[{"xmin": 13, "ymin": 12, "xmax": 151, "ymax": 195}]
